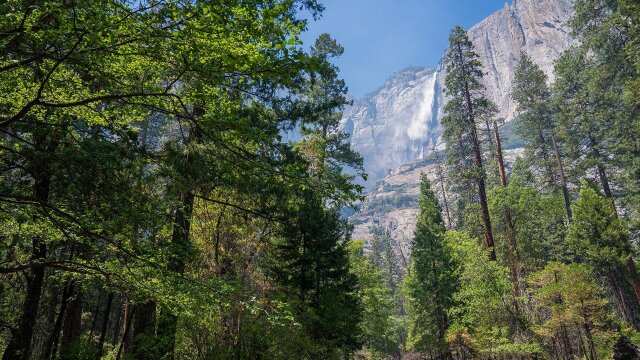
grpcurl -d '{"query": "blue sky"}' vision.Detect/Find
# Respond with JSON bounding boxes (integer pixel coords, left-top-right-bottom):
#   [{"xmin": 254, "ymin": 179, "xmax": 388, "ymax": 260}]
[{"xmin": 300, "ymin": 0, "xmax": 508, "ymax": 98}]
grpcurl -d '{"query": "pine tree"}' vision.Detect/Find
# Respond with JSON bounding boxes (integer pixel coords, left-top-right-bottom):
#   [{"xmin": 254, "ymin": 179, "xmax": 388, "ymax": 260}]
[
  {"xmin": 567, "ymin": 186, "xmax": 640, "ymax": 329},
  {"xmin": 272, "ymin": 190, "xmax": 362, "ymax": 356},
  {"xmin": 512, "ymin": 53, "xmax": 572, "ymax": 222},
  {"xmin": 442, "ymin": 26, "xmax": 496, "ymax": 260},
  {"xmin": 530, "ymin": 262, "xmax": 615, "ymax": 360},
  {"xmin": 270, "ymin": 33, "xmax": 364, "ymax": 357},
  {"xmin": 295, "ymin": 33, "xmax": 365, "ymax": 205},
  {"xmin": 405, "ymin": 174, "xmax": 457, "ymax": 357}
]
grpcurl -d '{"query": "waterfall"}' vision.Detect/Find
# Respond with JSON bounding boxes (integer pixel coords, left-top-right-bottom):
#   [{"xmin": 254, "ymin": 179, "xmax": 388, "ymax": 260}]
[{"xmin": 406, "ymin": 70, "xmax": 438, "ymax": 160}]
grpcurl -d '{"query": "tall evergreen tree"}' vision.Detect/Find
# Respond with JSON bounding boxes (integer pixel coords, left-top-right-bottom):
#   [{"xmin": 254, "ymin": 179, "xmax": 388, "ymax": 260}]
[
  {"xmin": 272, "ymin": 190, "xmax": 361, "ymax": 357},
  {"xmin": 405, "ymin": 174, "xmax": 457, "ymax": 358},
  {"xmin": 567, "ymin": 186, "xmax": 640, "ymax": 329},
  {"xmin": 270, "ymin": 33, "xmax": 364, "ymax": 358},
  {"xmin": 442, "ymin": 26, "xmax": 496, "ymax": 260},
  {"xmin": 512, "ymin": 53, "xmax": 572, "ymax": 222}
]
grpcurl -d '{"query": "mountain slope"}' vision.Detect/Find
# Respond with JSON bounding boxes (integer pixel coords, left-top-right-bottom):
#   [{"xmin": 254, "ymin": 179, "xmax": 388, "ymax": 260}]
[
  {"xmin": 347, "ymin": 0, "xmax": 576, "ymax": 252},
  {"xmin": 342, "ymin": 66, "xmax": 439, "ymax": 187},
  {"xmin": 343, "ymin": 0, "xmax": 575, "ymax": 190}
]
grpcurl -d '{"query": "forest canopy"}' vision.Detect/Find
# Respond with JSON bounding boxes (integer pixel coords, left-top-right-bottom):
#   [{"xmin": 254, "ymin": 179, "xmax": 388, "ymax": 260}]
[{"xmin": 2, "ymin": 0, "xmax": 640, "ymax": 359}]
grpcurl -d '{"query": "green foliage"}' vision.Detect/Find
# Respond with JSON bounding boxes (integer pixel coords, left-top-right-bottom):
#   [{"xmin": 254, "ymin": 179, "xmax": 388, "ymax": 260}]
[
  {"xmin": 512, "ymin": 53, "xmax": 559, "ymax": 189},
  {"xmin": 404, "ymin": 175, "xmax": 457, "ymax": 356},
  {"xmin": 349, "ymin": 240, "xmax": 402, "ymax": 359},
  {"xmin": 488, "ymin": 166, "xmax": 569, "ymax": 270},
  {"xmin": 567, "ymin": 186, "xmax": 631, "ymax": 267},
  {"xmin": 0, "ymin": 1, "xmax": 367, "ymax": 359},
  {"xmin": 271, "ymin": 190, "xmax": 362, "ymax": 358},
  {"xmin": 442, "ymin": 26, "xmax": 495, "ymax": 202},
  {"xmin": 530, "ymin": 262, "xmax": 618, "ymax": 359},
  {"xmin": 445, "ymin": 231, "xmax": 516, "ymax": 353}
]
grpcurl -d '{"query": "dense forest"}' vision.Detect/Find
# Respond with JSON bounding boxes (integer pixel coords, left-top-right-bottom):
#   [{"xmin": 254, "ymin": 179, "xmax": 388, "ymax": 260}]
[{"xmin": 1, "ymin": 0, "xmax": 640, "ymax": 359}]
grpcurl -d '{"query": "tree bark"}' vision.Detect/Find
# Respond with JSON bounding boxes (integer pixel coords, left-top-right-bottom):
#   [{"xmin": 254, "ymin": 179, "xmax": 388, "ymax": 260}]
[
  {"xmin": 3, "ymin": 127, "xmax": 57, "ymax": 360},
  {"xmin": 43, "ymin": 281, "xmax": 73, "ymax": 359},
  {"xmin": 97, "ymin": 292, "xmax": 114, "ymax": 356},
  {"xmin": 60, "ymin": 284, "xmax": 83, "ymax": 356},
  {"xmin": 493, "ymin": 121, "xmax": 507, "ymax": 187},
  {"xmin": 456, "ymin": 43, "xmax": 495, "ymax": 261},
  {"xmin": 550, "ymin": 132, "xmax": 572, "ymax": 222},
  {"xmin": 437, "ymin": 162, "xmax": 453, "ymax": 229},
  {"xmin": 117, "ymin": 304, "xmax": 135, "ymax": 360}
]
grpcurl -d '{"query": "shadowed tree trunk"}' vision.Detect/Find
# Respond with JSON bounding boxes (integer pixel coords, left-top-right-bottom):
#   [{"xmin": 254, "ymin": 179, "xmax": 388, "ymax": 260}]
[
  {"xmin": 455, "ymin": 42, "xmax": 495, "ymax": 260},
  {"xmin": 3, "ymin": 125, "xmax": 58, "ymax": 360},
  {"xmin": 550, "ymin": 132, "xmax": 572, "ymax": 222},
  {"xmin": 131, "ymin": 301, "xmax": 156, "ymax": 360},
  {"xmin": 43, "ymin": 281, "xmax": 73, "ymax": 360},
  {"xmin": 60, "ymin": 284, "xmax": 83, "ymax": 356},
  {"xmin": 97, "ymin": 292, "xmax": 114, "ymax": 356}
]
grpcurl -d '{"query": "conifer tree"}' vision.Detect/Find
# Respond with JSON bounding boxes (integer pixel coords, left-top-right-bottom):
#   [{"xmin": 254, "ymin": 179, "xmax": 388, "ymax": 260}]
[
  {"xmin": 512, "ymin": 53, "xmax": 572, "ymax": 222},
  {"xmin": 442, "ymin": 26, "xmax": 496, "ymax": 260},
  {"xmin": 272, "ymin": 190, "xmax": 361, "ymax": 356},
  {"xmin": 270, "ymin": 33, "xmax": 364, "ymax": 357},
  {"xmin": 567, "ymin": 186, "xmax": 640, "ymax": 328},
  {"xmin": 405, "ymin": 174, "xmax": 456, "ymax": 357}
]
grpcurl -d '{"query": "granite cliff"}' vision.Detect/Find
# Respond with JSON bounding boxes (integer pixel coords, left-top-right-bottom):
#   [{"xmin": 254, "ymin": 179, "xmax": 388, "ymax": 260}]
[{"xmin": 346, "ymin": 0, "xmax": 576, "ymax": 252}]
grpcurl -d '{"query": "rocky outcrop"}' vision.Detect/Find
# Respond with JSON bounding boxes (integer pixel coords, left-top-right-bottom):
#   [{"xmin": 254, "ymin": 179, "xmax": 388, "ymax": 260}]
[
  {"xmin": 341, "ymin": 67, "xmax": 439, "ymax": 188},
  {"xmin": 351, "ymin": 148, "xmax": 524, "ymax": 260},
  {"xmin": 350, "ymin": 156, "xmax": 437, "ymax": 258},
  {"xmin": 441, "ymin": 0, "xmax": 576, "ymax": 123},
  {"xmin": 343, "ymin": 0, "xmax": 575, "ymax": 190}
]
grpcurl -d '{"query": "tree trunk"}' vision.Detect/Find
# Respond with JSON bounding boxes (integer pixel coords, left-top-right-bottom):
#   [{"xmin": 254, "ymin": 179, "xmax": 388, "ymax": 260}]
[
  {"xmin": 589, "ymin": 135, "xmax": 614, "ymax": 199},
  {"xmin": 43, "ymin": 281, "xmax": 73, "ymax": 359},
  {"xmin": 492, "ymin": 121, "xmax": 520, "ymax": 296},
  {"xmin": 608, "ymin": 268, "xmax": 638, "ymax": 329},
  {"xmin": 537, "ymin": 130, "xmax": 556, "ymax": 188},
  {"xmin": 457, "ymin": 43, "xmax": 495, "ymax": 261},
  {"xmin": 60, "ymin": 284, "xmax": 83, "ymax": 356},
  {"xmin": 87, "ymin": 295, "xmax": 101, "ymax": 344},
  {"xmin": 493, "ymin": 121, "xmax": 507, "ymax": 187},
  {"xmin": 97, "ymin": 292, "xmax": 114, "ymax": 356},
  {"xmin": 550, "ymin": 132, "xmax": 572, "ymax": 222},
  {"xmin": 3, "ymin": 128, "xmax": 57, "ymax": 360},
  {"xmin": 156, "ymin": 122, "xmax": 202, "ymax": 358},
  {"xmin": 117, "ymin": 304, "xmax": 135, "ymax": 360},
  {"xmin": 582, "ymin": 317, "xmax": 597, "ymax": 360},
  {"xmin": 437, "ymin": 162, "xmax": 453, "ymax": 229},
  {"xmin": 111, "ymin": 299, "xmax": 123, "ymax": 346},
  {"xmin": 131, "ymin": 301, "xmax": 156, "ymax": 360}
]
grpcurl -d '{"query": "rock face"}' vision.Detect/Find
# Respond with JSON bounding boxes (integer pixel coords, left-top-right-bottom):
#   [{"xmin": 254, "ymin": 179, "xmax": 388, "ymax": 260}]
[
  {"xmin": 351, "ymin": 148, "xmax": 524, "ymax": 259},
  {"xmin": 446, "ymin": 0, "xmax": 576, "ymax": 123},
  {"xmin": 350, "ymin": 157, "xmax": 438, "ymax": 257},
  {"xmin": 341, "ymin": 66, "xmax": 439, "ymax": 188},
  {"xmin": 348, "ymin": 0, "xmax": 576, "ymax": 254},
  {"xmin": 343, "ymin": 0, "xmax": 575, "ymax": 190}
]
